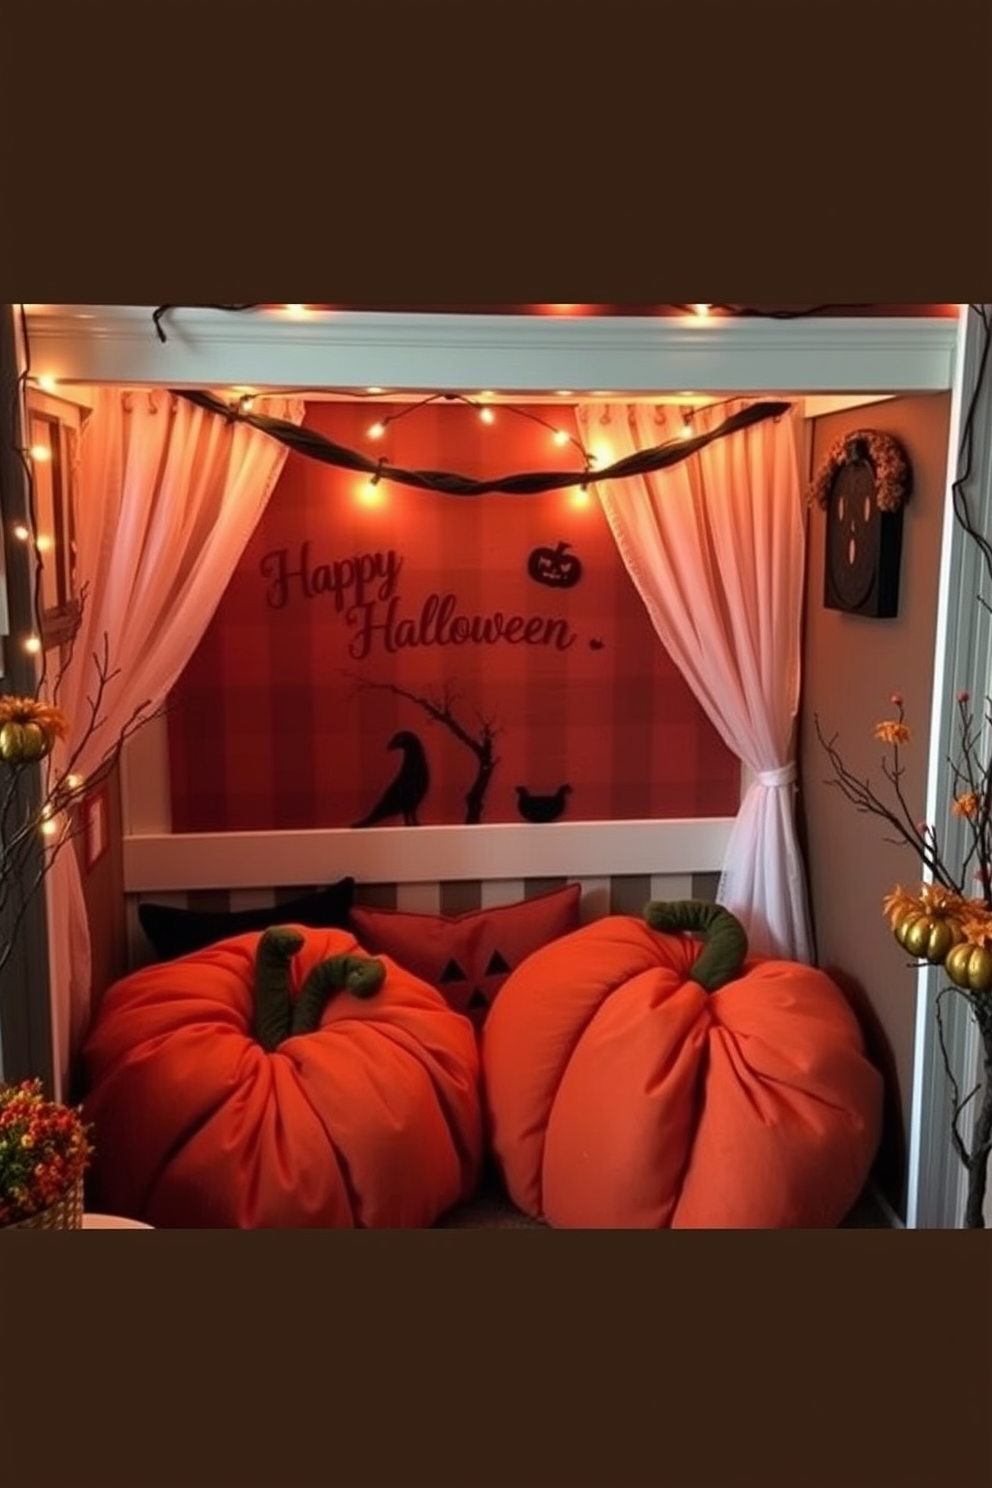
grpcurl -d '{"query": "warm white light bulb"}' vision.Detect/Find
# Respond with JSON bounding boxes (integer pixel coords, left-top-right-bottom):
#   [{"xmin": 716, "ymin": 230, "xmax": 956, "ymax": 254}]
[
  {"xmin": 368, "ymin": 422, "xmax": 386, "ymax": 440},
  {"xmin": 29, "ymin": 444, "xmax": 51, "ymax": 462},
  {"xmin": 359, "ymin": 479, "xmax": 383, "ymax": 505},
  {"xmin": 691, "ymin": 304, "xmax": 712, "ymax": 317},
  {"xmin": 41, "ymin": 817, "xmax": 60, "ymax": 839},
  {"xmin": 37, "ymin": 375, "xmax": 57, "ymax": 392},
  {"xmin": 35, "ymin": 534, "xmax": 53, "ymax": 553},
  {"xmin": 572, "ymin": 487, "xmax": 591, "ymax": 508},
  {"xmin": 64, "ymin": 773, "xmax": 83, "ymax": 791},
  {"xmin": 480, "ymin": 407, "xmax": 495, "ymax": 425},
  {"xmin": 680, "ymin": 419, "xmax": 694, "ymax": 440},
  {"xmin": 24, "ymin": 635, "xmax": 42, "ymax": 654},
  {"xmin": 12, "ymin": 523, "xmax": 30, "ymax": 542},
  {"xmin": 553, "ymin": 430, "xmax": 569, "ymax": 447}
]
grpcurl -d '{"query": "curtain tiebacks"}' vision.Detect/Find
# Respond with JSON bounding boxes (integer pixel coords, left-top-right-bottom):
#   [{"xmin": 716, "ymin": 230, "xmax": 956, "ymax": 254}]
[{"xmin": 756, "ymin": 764, "xmax": 798, "ymax": 790}]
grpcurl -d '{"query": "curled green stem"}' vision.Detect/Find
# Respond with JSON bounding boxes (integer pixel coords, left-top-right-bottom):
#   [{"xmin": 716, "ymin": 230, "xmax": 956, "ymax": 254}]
[
  {"xmin": 643, "ymin": 899, "xmax": 749, "ymax": 992},
  {"xmin": 253, "ymin": 928, "xmax": 305, "ymax": 1052},
  {"xmin": 290, "ymin": 954, "xmax": 386, "ymax": 1036},
  {"xmin": 253, "ymin": 929, "xmax": 387, "ymax": 1049}
]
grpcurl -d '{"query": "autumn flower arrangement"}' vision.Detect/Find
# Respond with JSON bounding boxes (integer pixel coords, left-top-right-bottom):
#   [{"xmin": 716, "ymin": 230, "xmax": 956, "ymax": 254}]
[
  {"xmin": 817, "ymin": 690, "xmax": 992, "ymax": 1228},
  {"xmin": 0, "ymin": 694, "xmax": 96, "ymax": 1229},
  {"xmin": 0, "ymin": 1077, "xmax": 92, "ymax": 1227},
  {"xmin": 0, "ymin": 610, "xmax": 160, "ymax": 1226}
]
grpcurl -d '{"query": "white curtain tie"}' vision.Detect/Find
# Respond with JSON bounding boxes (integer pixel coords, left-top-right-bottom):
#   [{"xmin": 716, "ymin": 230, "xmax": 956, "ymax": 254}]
[{"xmin": 756, "ymin": 764, "xmax": 797, "ymax": 789}]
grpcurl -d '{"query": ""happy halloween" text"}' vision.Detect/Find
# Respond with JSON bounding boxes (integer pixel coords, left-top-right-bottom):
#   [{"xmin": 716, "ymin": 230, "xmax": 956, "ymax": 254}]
[
  {"xmin": 259, "ymin": 542, "xmax": 578, "ymax": 659},
  {"xmin": 347, "ymin": 594, "xmax": 576, "ymax": 660}
]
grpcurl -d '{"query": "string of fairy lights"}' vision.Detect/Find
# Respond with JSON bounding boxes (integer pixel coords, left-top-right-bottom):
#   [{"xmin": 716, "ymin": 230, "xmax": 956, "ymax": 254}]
[
  {"xmin": 150, "ymin": 302, "xmax": 881, "ymax": 343},
  {"xmin": 175, "ymin": 383, "xmax": 789, "ymax": 508},
  {"xmin": 0, "ymin": 298, "xmax": 812, "ymax": 845},
  {"xmin": 228, "ymin": 380, "xmax": 741, "ymax": 508},
  {"xmin": 145, "ymin": 302, "xmax": 881, "ymax": 503},
  {"xmin": 358, "ymin": 391, "xmax": 595, "ymax": 507},
  {"xmin": 11, "ymin": 302, "xmax": 970, "ymax": 624},
  {"xmin": 177, "ymin": 385, "xmax": 790, "ymax": 505},
  {"xmin": 8, "ymin": 301, "xmax": 986, "ymax": 770},
  {"xmin": 9, "ymin": 300, "xmax": 791, "ymax": 666},
  {"xmin": 10, "ymin": 309, "xmax": 59, "ymax": 688},
  {"xmin": 5, "ymin": 306, "xmax": 85, "ymax": 845}
]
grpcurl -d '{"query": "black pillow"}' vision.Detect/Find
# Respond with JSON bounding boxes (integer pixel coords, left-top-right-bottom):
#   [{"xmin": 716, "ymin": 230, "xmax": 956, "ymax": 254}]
[{"xmin": 137, "ymin": 878, "xmax": 356, "ymax": 962}]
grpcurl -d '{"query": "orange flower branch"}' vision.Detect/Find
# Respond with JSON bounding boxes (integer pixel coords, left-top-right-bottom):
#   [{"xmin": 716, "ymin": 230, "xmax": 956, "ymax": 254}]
[{"xmin": 818, "ymin": 678, "xmax": 992, "ymax": 1226}]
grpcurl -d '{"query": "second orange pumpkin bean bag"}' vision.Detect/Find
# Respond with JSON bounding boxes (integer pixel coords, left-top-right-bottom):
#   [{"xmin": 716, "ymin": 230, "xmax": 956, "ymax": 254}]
[{"xmin": 481, "ymin": 902, "xmax": 883, "ymax": 1228}]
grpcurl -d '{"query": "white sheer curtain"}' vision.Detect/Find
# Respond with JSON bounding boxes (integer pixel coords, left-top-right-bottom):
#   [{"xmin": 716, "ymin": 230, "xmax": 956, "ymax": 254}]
[
  {"xmin": 47, "ymin": 388, "xmax": 304, "ymax": 1097},
  {"xmin": 575, "ymin": 399, "xmax": 812, "ymax": 963}
]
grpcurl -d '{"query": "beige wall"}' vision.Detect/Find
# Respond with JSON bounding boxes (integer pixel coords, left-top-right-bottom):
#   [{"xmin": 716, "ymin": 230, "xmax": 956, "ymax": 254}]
[{"xmin": 799, "ymin": 392, "xmax": 953, "ymax": 1217}]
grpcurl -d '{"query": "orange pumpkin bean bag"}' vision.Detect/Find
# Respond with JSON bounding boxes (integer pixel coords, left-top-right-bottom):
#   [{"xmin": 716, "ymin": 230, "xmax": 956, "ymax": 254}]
[
  {"xmin": 82, "ymin": 926, "xmax": 483, "ymax": 1228},
  {"xmin": 481, "ymin": 901, "xmax": 884, "ymax": 1229}
]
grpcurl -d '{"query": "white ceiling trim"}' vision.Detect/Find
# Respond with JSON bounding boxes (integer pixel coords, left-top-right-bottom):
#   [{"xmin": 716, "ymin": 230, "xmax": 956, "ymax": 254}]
[{"xmin": 22, "ymin": 305, "xmax": 960, "ymax": 399}]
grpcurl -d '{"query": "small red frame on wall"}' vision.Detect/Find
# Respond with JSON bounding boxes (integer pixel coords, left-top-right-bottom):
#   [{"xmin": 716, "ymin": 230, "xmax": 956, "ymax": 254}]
[{"xmin": 83, "ymin": 785, "xmax": 109, "ymax": 873}]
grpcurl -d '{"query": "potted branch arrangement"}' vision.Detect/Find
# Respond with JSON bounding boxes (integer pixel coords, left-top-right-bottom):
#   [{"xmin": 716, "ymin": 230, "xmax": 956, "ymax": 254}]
[
  {"xmin": 817, "ymin": 696, "xmax": 992, "ymax": 1228},
  {"xmin": 0, "ymin": 598, "xmax": 156, "ymax": 1230}
]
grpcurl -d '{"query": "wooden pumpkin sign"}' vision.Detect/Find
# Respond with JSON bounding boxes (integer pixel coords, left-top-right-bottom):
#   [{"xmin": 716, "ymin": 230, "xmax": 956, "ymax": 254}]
[{"xmin": 481, "ymin": 901, "xmax": 883, "ymax": 1228}]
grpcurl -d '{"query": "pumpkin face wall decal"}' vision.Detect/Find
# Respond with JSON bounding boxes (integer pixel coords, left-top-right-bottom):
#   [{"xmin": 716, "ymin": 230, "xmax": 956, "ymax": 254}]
[{"xmin": 527, "ymin": 540, "xmax": 584, "ymax": 590}]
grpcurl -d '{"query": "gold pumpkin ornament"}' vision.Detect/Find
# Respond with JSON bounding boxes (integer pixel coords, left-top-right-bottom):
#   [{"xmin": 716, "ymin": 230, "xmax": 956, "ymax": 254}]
[
  {"xmin": 0, "ymin": 696, "xmax": 69, "ymax": 764},
  {"xmin": 945, "ymin": 942, "xmax": 992, "ymax": 995},
  {"xmin": 898, "ymin": 912, "xmax": 964, "ymax": 964},
  {"xmin": 883, "ymin": 886, "xmax": 966, "ymax": 967}
]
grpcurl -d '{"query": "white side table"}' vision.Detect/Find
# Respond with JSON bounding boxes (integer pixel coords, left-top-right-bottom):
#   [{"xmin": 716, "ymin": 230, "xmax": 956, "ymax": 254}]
[{"xmin": 83, "ymin": 1214, "xmax": 153, "ymax": 1229}]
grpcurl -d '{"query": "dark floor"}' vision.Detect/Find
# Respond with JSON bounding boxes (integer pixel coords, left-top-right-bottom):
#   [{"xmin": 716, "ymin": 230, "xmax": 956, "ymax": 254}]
[
  {"xmin": 436, "ymin": 1178, "xmax": 896, "ymax": 1229},
  {"xmin": 838, "ymin": 1186, "xmax": 896, "ymax": 1228}
]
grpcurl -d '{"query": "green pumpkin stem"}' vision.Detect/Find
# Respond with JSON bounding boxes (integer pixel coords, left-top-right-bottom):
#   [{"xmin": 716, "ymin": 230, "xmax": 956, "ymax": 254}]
[
  {"xmin": 643, "ymin": 899, "xmax": 749, "ymax": 992},
  {"xmin": 289, "ymin": 954, "xmax": 387, "ymax": 1037},
  {"xmin": 253, "ymin": 928, "xmax": 305, "ymax": 1051}
]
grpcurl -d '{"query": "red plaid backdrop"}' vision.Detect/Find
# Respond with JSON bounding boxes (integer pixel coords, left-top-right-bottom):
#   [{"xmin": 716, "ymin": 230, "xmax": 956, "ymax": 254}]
[{"xmin": 167, "ymin": 402, "xmax": 740, "ymax": 831}]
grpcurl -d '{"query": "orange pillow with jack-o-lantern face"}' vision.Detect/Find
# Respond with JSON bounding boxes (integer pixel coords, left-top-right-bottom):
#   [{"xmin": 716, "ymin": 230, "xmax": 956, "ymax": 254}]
[{"xmin": 350, "ymin": 884, "xmax": 582, "ymax": 1029}]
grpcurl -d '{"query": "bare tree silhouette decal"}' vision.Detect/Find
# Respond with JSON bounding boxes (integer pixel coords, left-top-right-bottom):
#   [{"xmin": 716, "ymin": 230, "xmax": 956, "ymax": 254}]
[{"xmin": 343, "ymin": 673, "xmax": 501, "ymax": 825}]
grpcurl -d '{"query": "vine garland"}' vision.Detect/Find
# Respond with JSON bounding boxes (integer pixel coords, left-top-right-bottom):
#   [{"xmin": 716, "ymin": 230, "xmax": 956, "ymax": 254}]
[{"xmin": 176, "ymin": 388, "xmax": 792, "ymax": 499}]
